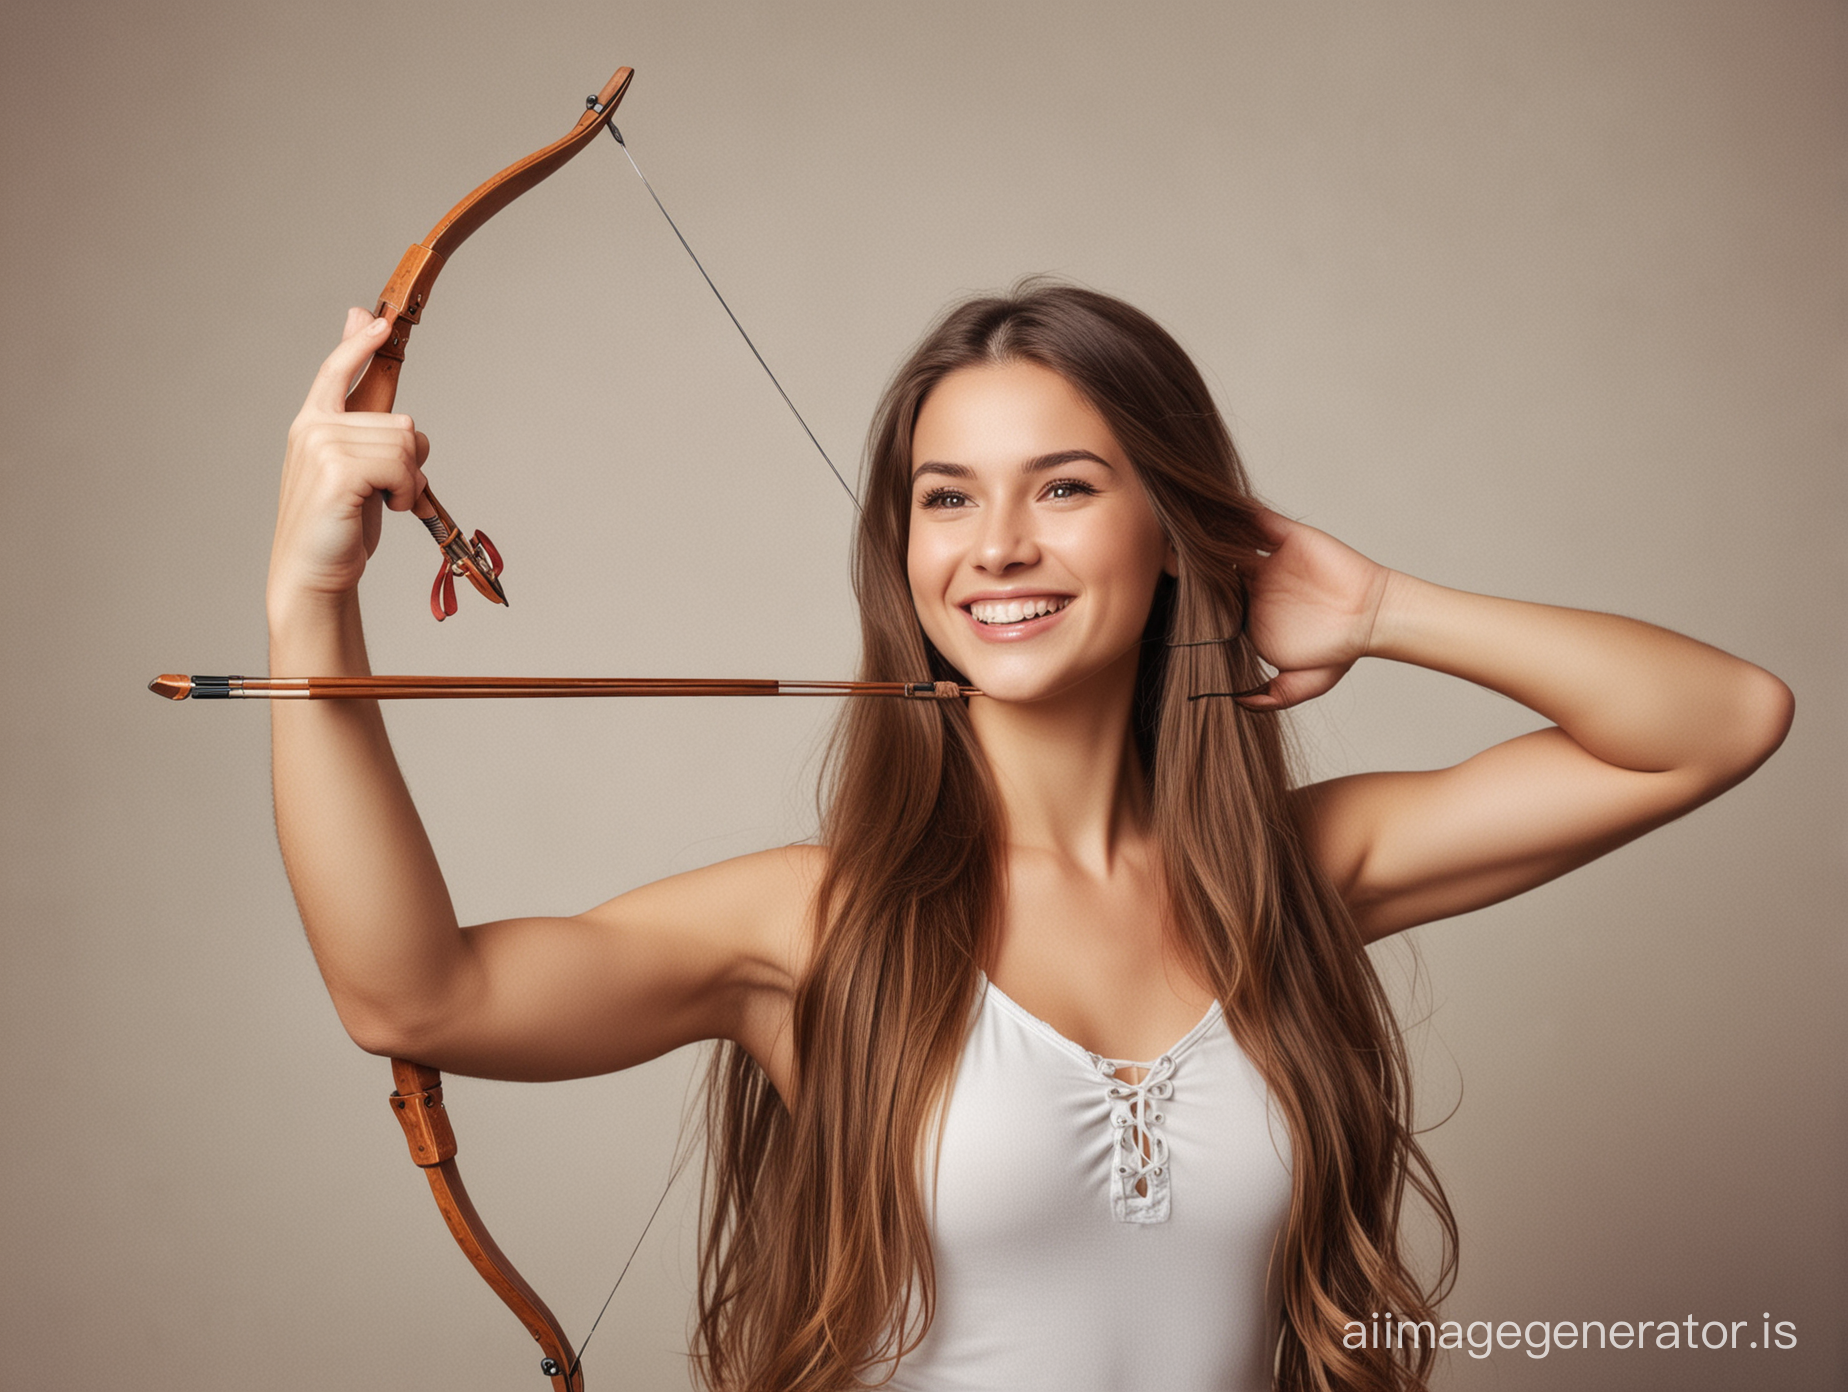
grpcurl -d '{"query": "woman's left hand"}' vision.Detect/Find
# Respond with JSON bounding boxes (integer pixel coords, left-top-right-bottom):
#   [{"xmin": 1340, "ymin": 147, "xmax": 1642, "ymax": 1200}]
[{"xmin": 1235, "ymin": 509, "xmax": 1395, "ymax": 710}]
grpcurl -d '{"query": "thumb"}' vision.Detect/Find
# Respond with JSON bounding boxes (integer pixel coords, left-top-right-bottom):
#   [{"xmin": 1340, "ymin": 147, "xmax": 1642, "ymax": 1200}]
[
  {"xmin": 1235, "ymin": 665, "xmax": 1345, "ymax": 711},
  {"xmin": 303, "ymin": 311, "xmax": 392, "ymax": 414}
]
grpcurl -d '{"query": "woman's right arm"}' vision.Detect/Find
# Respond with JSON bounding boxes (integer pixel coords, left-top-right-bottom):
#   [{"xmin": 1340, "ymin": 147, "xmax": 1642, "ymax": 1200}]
[{"xmin": 268, "ymin": 313, "xmax": 806, "ymax": 1086}]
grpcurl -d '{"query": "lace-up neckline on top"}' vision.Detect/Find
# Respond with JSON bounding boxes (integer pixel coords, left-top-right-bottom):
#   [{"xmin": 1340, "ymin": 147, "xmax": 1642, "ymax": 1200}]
[{"xmin": 978, "ymin": 975, "xmax": 1225, "ymax": 1225}]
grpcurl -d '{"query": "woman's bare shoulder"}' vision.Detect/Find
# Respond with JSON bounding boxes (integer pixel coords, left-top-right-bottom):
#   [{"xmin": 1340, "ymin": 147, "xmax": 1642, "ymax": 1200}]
[{"xmin": 582, "ymin": 841, "xmax": 827, "ymax": 994}]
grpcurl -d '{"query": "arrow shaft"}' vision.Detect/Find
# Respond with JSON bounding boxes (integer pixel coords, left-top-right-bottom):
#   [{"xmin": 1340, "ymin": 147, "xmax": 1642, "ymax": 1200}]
[{"xmin": 150, "ymin": 675, "xmax": 977, "ymax": 701}]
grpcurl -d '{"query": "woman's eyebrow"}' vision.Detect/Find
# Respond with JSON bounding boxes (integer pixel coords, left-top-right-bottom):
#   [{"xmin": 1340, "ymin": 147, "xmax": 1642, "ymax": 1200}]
[
  {"xmin": 910, "ymin": 449, "xmax": 1117, "ymax": 485},
  {"xmin": 1024, "ymin": 448, "xmax": 1116, "ymax": 474},
  {"xmin": 911, "ymin": 459, "xmax": 975, "ymax": 483}
]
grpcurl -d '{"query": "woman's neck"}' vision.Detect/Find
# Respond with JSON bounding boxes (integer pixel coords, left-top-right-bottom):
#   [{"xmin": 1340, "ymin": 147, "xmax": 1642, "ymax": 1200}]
[{"xmin": 967, "ymin": 643, "xmax": 1151, "ymax": 873}]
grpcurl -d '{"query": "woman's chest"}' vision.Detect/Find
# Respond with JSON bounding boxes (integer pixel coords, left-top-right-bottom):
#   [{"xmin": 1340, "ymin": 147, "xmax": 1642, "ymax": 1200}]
[{"xmin": 990, "ymin": 856, "xmax": 1216, "ymax": 1064}]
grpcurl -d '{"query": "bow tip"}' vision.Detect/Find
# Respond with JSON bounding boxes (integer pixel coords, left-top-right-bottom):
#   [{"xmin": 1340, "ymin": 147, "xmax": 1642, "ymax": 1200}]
[{"xmin": 149, "ymin": 674, "xmax": 191, "ymax": 700}]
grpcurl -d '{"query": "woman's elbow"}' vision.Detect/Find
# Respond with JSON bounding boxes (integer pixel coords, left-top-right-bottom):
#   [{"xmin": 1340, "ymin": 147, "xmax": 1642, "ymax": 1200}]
[
  {"xmin": 333, "ymin": 1000, "xmax": 420, "ymax": 1059},
  {"xmin": 1741, "ymin": 664, "xmax": 1794, "ymax": 758},
  {"xmin": 1703, "ymin": 664, "xmax": 1795, "ymax": 790},
  {"xmin": 324, "ymin": 984, "xmax": 454, "ymax": 1060}
]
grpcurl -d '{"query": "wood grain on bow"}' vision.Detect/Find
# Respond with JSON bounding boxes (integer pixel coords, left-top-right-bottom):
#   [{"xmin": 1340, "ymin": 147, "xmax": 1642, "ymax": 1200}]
[
  {"xmin": 353, "ymin": 63, "xmax": 636, "ymax": 1392},
  {"xmin": 346, "ymin": 63, "xmax": 634, "ymax": 623}
]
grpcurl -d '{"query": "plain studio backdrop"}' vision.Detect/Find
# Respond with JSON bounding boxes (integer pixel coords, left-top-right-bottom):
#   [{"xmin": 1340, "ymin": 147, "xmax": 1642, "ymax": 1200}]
[{"xmin": 1, "ymin": 3, "xmax": 1840, "ymax": 1390}]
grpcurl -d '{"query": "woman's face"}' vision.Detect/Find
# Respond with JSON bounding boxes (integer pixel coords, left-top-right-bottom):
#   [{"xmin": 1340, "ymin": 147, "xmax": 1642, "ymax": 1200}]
[{"xmin": 906, "ymin": 360, "xmax": 1175, "ymax": 705}]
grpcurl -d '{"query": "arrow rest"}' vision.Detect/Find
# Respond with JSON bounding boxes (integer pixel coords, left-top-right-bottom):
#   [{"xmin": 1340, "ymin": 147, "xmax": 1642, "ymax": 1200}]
[{"xmin": 428, "ymin": 529, "xmax": 505, "ymax": 621}]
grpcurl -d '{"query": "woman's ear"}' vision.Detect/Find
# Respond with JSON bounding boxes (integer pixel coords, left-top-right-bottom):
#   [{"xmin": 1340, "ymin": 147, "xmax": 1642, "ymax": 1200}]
[{"xmin": 1163, "ymin": 537, "xmax": 1181, "ymax": 578}]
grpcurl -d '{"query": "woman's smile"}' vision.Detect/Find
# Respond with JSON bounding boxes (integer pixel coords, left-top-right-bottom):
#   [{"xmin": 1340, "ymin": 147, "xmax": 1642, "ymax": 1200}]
[{"xmin": 962, "ymin": 592, "xmax": 1074, "ymax": 636}]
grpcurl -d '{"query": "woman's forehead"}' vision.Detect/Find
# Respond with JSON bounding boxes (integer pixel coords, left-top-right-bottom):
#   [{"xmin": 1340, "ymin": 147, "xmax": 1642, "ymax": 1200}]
[{"xmin": 912, "ymin": 361, "xmax": 1126, "ymax": 471}]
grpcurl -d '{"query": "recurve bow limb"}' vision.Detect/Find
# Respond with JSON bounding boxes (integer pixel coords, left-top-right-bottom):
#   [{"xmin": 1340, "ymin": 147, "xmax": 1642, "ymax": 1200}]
[
  {"xmin": 345, "ymin": 64, "xmax": 635, "ymax": 621},
  {"xmin": 388, "ymin": 1061, "xmax": 583, "ymax": 1390}
]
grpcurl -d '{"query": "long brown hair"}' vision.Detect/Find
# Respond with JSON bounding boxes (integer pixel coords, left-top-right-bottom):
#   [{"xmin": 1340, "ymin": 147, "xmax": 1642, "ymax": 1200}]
[{"xmin": 695, "ymin": 281, "xmax": 1456, "ymax": 1391}]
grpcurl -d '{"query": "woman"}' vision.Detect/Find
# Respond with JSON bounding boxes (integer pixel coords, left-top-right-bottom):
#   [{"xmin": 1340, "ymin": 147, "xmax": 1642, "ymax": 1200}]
[{"xmin": 270, "ymin": 283, "xmax": 1791, "ymax": 1391}]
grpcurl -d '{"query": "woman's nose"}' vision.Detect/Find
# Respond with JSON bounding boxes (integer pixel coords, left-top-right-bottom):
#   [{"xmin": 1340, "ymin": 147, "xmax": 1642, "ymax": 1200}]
[{"xmin": 974, "ymin": 501, "xmax": 1039, "ymax": 573}]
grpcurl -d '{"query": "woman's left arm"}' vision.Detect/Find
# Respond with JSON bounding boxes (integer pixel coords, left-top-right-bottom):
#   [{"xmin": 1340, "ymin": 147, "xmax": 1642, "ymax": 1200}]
[{"xmin": 1247, "ymin": 512, "xmax": 1795, "ymax": 942}]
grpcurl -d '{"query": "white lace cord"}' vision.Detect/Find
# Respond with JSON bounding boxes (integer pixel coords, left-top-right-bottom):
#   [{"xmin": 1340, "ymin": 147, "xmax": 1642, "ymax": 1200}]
[{"xmin": 1094, "ymin": 1053, "xmax": 1177, "ymax": 1224}]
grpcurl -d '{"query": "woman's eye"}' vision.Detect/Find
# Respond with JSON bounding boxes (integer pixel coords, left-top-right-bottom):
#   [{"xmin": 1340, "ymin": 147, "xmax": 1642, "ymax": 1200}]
[
  {"xmin": 918, "ymin": 486, "xmax": 971, "ymax": 510},
  {"xmin": 1044, "ymin": 478, "xmax": 1100, "ymax": 502}
]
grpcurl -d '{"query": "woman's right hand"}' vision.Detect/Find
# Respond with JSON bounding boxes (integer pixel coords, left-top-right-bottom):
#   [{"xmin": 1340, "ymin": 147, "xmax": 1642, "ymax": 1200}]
[{"xmin": 268, "ymin": 309, "xmax": 431, "ymax": 623}]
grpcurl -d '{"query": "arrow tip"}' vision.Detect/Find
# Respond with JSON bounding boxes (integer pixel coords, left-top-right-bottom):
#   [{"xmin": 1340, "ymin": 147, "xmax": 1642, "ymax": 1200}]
[{"xmin": 149, "ymin": 674, "xmax": 191, "ymax": 700}]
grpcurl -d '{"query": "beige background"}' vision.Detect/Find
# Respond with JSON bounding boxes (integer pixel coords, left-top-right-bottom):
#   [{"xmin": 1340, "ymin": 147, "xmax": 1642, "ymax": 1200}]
[{"xmin": 2, "ymin": 2, "xmax": 1841, "ymax": 1389}]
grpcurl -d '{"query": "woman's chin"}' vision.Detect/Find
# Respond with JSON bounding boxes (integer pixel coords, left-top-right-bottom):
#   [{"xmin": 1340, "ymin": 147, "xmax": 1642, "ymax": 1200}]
[
  {"xmin": 956, "ymin": 655, "xmax": 1127, "ymax": 709},
  {"xmin": 966, "ymin": 675, "xmax": 1053, "ymax": 706}
]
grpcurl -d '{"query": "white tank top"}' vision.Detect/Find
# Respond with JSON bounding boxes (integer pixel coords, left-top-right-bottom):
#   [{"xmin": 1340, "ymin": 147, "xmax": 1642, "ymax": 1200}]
[{"xmin": 877, "ymin": 975, "xmax": 1293, "ymax": 1391}]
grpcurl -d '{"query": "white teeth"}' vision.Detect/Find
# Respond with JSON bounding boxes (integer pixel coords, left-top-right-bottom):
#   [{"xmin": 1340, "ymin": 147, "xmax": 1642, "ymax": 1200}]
[{"xmin": 969, "ymin": 596, "xmax": 1070, "ymax": 625}]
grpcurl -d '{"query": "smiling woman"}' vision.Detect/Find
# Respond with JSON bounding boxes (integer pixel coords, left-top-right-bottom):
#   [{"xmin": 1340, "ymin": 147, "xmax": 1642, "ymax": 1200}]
[{"xmin": 269, "ymin": 282, "xmax": 1790, "ymax": 1392}]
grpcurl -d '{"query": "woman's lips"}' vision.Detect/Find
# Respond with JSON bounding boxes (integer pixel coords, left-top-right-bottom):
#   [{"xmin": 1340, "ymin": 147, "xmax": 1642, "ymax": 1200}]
[{"xmin": 960, "ymin": 594, "xmax": 1072, "ymax": 640}]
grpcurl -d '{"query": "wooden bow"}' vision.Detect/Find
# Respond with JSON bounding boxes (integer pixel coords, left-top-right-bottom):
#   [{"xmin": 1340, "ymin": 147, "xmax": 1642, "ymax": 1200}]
[{"xmin": 355, "ymin": 63, "xmax": 636, "ymax": 1392}]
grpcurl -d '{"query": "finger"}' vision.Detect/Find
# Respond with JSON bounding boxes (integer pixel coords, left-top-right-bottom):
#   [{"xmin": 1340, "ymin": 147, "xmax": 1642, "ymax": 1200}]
[
  {"xmin": 303, "ymin": 313, "xmax": 392, "ymax": 415},
  {"xmin": 385, "ymin": 433, "xmax": 432, "ymax": 513},
  {"xmin": 382, "ymin": 476, "xmax": 429, "ymax": 512},
  {"xmin": 324, "ymin": 435, "xmax": 425, "ymax": 512},
  {"xmin": 1235, "ymin": 666, "xmax": 1343, "ymax": 711}
]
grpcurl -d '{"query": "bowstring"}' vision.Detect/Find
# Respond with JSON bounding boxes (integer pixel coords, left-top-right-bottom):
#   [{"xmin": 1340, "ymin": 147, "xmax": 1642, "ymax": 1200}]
[
  {"xmin": 601, "ymin": 117, "xmax": 861, "ymax": 513},
  {"xmin": 565, "ymin": 1146, "xmax": 694, "ymax": 1382}
]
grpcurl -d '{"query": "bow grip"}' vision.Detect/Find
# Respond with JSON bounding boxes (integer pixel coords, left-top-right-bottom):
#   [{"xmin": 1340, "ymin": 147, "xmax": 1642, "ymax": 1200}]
[{"xmin": 389, "ymin": 1059, "xmax": 458, "ymax": 1166}]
